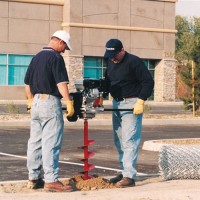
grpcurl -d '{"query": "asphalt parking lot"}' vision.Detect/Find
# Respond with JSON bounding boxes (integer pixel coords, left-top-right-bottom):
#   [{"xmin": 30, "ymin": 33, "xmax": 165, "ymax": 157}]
[{"xmin": 0, "ymin": 123, "xmax": 200, "ymax": 182}]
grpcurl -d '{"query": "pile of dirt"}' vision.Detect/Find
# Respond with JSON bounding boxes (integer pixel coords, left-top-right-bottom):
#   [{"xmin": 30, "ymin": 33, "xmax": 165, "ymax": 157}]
[
  {"xmin": 64, "ymin": 175, "xmax": 117, "ymax": 191},
  {"xmin": 0, "ymin": 175, "xmax": 117, "ymax": 193}
]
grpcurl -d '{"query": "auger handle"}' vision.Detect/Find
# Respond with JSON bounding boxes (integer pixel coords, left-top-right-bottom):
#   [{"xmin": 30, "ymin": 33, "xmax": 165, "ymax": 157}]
[
  {"xmin": 104, "ymin": 108, "xmax": 133, "ymax": 111},
  {"xmin": 62, "ymin": 107, "xmax": 133, "ymax": 111}
]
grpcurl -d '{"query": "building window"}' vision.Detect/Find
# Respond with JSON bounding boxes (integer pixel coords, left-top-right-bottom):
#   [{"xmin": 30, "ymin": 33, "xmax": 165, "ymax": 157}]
[
  {"xmin": 84, "ymin": 56, "xmax": 158, "ymax": 79},
  {"xmin": 83, "ymin": 57, "xmax": 106, "ymax": 79},
  {"xmin": 0, "ymin": 54, "xmax": 33, "ymax": 86},
  {"xmin": 0, "ymin": 54, "xmax": 7, "ymax": 85},
  {"xmin": 143, "ymin": 59, "xmax": 159, "ymax": 79},
  {"xmin": 143, "ymin": 59, "xmax": 159, "ymax": 100}
]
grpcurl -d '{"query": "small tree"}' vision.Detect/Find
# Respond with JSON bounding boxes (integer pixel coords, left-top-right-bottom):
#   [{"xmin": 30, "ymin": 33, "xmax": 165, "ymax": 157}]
[
  {"xmin": 176, "ymin": 16, "xmax": 200, "ymax": 114},
  {"xmin": 191, "ymin": 26, "xmax": 200, "ymax": 113}
]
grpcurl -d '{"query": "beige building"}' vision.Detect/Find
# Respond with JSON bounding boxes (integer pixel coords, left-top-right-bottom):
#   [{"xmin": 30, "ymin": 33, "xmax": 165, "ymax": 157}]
[{"xmin": 0, "ymin": 0, "xmax": 177, "ymax": 101}]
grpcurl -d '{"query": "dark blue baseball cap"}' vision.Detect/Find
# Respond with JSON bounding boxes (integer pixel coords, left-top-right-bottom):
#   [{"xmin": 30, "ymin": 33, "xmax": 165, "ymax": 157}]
[{"xmin": 104, "ymin": 39, "xmax": 123, "ymax": 58}]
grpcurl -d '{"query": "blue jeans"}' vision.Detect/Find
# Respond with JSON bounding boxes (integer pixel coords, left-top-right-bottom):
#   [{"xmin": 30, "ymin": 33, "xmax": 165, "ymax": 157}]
[
  {"xmin": 112, "ymin": 98, "xmax": 143, "ymax": 179},
  {"xmin": 27, "ymin": 94, "xmax": 64, "ymax": 183}
]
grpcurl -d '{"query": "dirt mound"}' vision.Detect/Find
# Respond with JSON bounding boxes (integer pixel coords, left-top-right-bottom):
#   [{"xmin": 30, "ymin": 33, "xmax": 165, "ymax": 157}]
[
  {"xmin": 64, "ymin": 175, "xmax": 117, "ymax": 191},
  {"xmin": 0, "ymin": 175, "xmax": 117, "ymax": 193}
]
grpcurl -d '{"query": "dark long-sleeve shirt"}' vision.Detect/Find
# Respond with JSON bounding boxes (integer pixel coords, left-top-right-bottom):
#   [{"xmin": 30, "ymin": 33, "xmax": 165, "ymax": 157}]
[{"xmin": 105, "ymin": 52, "xmax": 154, "ymax": 100}]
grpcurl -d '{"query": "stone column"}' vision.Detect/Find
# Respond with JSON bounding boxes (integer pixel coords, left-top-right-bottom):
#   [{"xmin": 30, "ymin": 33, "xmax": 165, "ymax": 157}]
[
  {"xmin": 63, "ymin": 54, "xmax": 83, "ymax": 92},
  {"xmin": 62, "ymin": 0, "xmax": 84, "ymax": 93},
  {"xmin": 154, "ymin": 59, "xmax": 176, "ymax": 102}
]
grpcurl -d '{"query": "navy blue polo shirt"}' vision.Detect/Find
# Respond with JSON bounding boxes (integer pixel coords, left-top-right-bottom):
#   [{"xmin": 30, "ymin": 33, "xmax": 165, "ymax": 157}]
[{"xmin": 24, "ymin": 47, "xmax": 69, "ymax": 98}]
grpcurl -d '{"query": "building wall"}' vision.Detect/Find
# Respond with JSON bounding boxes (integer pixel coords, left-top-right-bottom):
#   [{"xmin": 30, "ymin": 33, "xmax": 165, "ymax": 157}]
[
  {"xmin": 63, "ymin": 0, "xmax": 175, "ymax": 59},
  {"xmin": 0, "ymin": 0, "xmax": 176, "ymax": 101},
  {"xmin": 0, "ymin": 0, "xmax": 63, "ymax": 99},
  {"xmin": 0, "ymin": 0, "xmax": 63, "ymax": 54}
]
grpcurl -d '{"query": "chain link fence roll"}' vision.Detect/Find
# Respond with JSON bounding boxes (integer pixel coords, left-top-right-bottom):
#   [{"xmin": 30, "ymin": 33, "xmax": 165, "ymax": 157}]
[{"xmin": 159, "ymin": 145, "xmax": 200, "ymax": 180}]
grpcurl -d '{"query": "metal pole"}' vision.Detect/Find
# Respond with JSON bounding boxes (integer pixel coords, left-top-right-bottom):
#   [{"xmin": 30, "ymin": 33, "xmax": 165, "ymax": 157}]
[{"xmin": 192, "ymin": 61, "xmax": 195, "ymax": 117}]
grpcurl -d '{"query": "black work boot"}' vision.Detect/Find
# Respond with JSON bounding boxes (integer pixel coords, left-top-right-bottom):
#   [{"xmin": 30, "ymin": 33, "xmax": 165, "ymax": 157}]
[
  {"xmin": 109, "ymin": 174, "xmax": 123, "ymax": 183},
  {"xmin": 27, "ymin": 178, "xmax": 44, "ymax": 189}
]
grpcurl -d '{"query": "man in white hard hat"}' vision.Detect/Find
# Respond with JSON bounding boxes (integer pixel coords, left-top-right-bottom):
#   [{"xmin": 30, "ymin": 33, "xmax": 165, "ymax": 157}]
[
  {"xmin": 52, "ymin": 30, "xmax": 72, "ymax": 51},
  {"xmin": 24, "ymin": 30, "xmax": 74, "ymax": 192}
]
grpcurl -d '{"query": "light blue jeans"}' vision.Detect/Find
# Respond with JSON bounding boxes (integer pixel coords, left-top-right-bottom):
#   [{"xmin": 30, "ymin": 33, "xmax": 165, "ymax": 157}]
[
  {"xmin": 112, "ymin": 98, "xmax": 143, "ymax": 179},
  {"xmin": 27, "ymin": 94, "xmax": 64, "ymax": 183}
]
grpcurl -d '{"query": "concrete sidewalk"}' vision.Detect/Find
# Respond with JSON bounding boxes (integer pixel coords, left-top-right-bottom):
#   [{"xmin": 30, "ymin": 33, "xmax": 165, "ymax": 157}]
[{"xmin": 0, "ymin": 178, "xmax": 200, "ymax": 200}]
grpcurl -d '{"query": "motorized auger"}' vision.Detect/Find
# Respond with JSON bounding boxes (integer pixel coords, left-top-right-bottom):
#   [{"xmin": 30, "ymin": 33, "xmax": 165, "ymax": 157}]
[{"xmin": 66, "ymin": 79, "xmax": 132, "ymax": 180}]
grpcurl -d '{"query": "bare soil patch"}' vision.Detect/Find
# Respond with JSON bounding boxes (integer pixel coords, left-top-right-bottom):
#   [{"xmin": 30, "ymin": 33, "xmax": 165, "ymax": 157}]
[{"xmin": 0, "ymin": 176, "xmax": 161, "ymax": 193}]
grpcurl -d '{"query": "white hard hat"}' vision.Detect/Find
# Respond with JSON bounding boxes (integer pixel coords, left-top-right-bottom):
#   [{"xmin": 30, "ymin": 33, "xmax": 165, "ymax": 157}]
[{"xmin": 52, "ymin": 30, "xmax": 72, "ymax": 50}]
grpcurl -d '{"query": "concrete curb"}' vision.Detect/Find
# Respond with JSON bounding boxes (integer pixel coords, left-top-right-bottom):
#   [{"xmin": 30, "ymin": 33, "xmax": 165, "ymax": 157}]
[
  {"xmin": 142, "ymin": 118, "xmax": 200, "ymax": 125},
  {"xmin": 143, "ymin": 138, "xmax": 200, "ymax": 152},
  {"xmin": 0, "ymin": 118, "xmax": 200, "ymax": 127},
  {"xmin": 0, "ymin": 100, "xmax": 183, "ymax": 105},
  {"xmin": 143, "ymin": 140, "xmax": 167, "ymax": 152}
]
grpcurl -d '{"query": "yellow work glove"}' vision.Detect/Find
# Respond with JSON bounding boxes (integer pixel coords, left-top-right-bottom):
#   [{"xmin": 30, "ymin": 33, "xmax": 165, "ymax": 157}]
[
  {"xmin": 133, "ymin": 99, "xmax": 144, "ymax": 115},
  {"xmin": 65, "ymin": 100, "xmax": 75, "ymax": 117},
  {"xmin": 27, "ymin": 99, "xmax": 33, "ymax": 113}
]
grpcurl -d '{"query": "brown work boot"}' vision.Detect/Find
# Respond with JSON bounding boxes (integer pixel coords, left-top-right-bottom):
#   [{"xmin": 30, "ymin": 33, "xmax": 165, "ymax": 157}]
[
  {"xmin": 109, "ymin": 174, "xmax": 123, "ymax": 183},
  {"xmin": 115, "ymin": 177, "xmax": 135, "ymax": 187},
  {"xmin": 44, "ymin": 181, "xmax": 73, "ymax": 192},
  {"xmin": 27, "ymin": 178, "xmax": 44, "ymax": 189}
]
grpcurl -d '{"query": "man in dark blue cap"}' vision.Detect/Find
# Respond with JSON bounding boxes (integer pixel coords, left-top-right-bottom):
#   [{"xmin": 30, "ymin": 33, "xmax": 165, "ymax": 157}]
[{"xmin": 103, "ymin": 38, "xmax": 154, "ymax": 187}]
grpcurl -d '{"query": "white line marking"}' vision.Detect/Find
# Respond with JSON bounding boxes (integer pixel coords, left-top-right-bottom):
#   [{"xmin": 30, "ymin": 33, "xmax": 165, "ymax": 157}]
[
  {"xmin": 0, "ymin": 152, "xmax": 27, "ymax": 159},
  {"xmin": 59, "ymin": 160, "xmax": 121, "ymax": 172},
  {"xmin": 0, "ymin": 152, "xmax": 159, "ymax": 177},
  {"xmin": 0, "ymin": 152, "xmax": 121, "ymax": 172}
]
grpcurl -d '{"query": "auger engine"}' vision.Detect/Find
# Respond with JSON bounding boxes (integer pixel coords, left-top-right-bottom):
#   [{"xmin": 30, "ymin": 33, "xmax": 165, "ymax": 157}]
[{"xmin": 67, "ymin": 78, "xmax": 107, "ymax": 122}]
